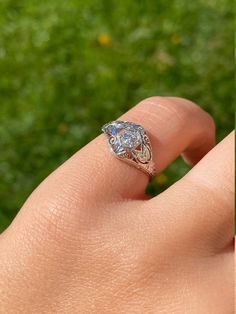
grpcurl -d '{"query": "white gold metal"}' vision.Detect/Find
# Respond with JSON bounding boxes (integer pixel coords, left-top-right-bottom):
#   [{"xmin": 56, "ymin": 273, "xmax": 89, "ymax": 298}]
[{"xmin": 102, "ymin": 120, "xmax": 157, "ymax": 178}]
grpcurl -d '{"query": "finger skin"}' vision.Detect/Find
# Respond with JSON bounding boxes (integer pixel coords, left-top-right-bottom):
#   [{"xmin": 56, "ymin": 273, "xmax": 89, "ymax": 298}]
[
  {"xmin": 0, "ymin": 97, "xmax": 222, "ymax": 313},
  {"xmin": 21, "ymin": 96, "xmax": 215, "ymax": 203},
  {"xmin": 148, "ymin": 131, "xmax": 234, "ymax": 252},
  {"xmin": 0, "ymin": 113, "xmax": 233, "ymax": 313},
  {"xmin": 2, "ymin": 97, "xmax": 215, "ymax": 237},
  {"xmin": 0, "ymin": 97, "xmax": 216, "ymax": 248},
  {"xmin": 0, "ymin": 135, "xmax": 233, "ymax": 313}
]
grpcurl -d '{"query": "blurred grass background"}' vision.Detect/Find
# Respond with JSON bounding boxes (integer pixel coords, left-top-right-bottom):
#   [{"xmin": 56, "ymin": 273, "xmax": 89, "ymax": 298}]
[{"xmin": 0, "ymin": 0, "xmax": 234, "ymax": 232}]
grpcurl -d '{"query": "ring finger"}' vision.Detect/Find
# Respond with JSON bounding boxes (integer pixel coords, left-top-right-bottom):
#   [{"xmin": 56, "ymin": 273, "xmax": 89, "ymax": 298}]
[{"xmin": 50, "ymin": 96, "xmax": 215, "ymax": 200}]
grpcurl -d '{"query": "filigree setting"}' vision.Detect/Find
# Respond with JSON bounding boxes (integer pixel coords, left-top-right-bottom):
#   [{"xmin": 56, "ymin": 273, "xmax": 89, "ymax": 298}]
[{"xmin": 102, "ymin": 121, "xmax": 156, "ymax": 177}]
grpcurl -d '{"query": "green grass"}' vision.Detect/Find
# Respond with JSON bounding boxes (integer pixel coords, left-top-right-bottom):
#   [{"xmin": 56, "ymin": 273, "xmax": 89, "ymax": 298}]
[{"xmin": 0, "ymin": 0, "xmax": 234, "ymax": 232}]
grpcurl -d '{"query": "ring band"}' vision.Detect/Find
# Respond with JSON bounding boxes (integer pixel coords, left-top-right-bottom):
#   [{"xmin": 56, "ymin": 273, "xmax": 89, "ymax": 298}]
[{"xmin": 102, "ymin": 121, "xmax": 157, "ymax": 178}]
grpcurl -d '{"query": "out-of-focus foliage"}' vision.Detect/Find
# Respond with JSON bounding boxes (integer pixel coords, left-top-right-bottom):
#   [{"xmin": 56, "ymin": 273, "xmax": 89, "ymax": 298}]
[{"xmin": 0, "ymin": 0, "xmax": 234, "ymax": 231}]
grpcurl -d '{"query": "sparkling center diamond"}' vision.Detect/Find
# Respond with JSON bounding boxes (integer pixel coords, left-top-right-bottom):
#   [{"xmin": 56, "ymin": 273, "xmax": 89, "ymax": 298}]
[{"xmin": 119, "ymin": 129, "xmax": 141, "ymax": 150}]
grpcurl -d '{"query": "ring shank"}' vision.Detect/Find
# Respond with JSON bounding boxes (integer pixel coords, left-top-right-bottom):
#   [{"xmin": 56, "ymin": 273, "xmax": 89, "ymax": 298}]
[{"xmin": 138, "ymin": 160, "xmax": 157, "ymax": 178}]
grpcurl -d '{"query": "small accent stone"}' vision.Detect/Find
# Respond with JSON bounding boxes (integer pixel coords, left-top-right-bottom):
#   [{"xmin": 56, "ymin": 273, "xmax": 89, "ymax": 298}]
[{"xmin": 109, "ymin": 125, "xmax": 118, "ymax": 135}]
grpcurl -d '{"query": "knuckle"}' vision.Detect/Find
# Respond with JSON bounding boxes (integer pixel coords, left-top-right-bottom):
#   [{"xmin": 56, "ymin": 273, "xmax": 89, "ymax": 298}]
[
  {"xmin": 166, "ymin": 97, "xmax": 215, "ymax": 130},
  {"xmin": 136, "ymin": 96, "xmax": 190, "ymax": 126},
  {"xmin": 139, "ymin": 96, "xmax": 215, "ymax": 129},
  {"xmin": 136, "ymin": 96, "xmax": 215, "ymax": 133}
]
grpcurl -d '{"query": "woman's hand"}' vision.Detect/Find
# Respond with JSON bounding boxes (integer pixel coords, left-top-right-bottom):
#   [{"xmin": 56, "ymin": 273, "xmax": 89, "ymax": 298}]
[{"xmin": 0, "ymin": 97, "xmax": 234, "ymax": 314}]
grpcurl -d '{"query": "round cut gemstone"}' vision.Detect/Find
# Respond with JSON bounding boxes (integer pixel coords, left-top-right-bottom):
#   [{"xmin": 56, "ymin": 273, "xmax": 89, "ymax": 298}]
[{"xmin": 119, "ymin": 129, "xmax": 141, "ymax": 150}]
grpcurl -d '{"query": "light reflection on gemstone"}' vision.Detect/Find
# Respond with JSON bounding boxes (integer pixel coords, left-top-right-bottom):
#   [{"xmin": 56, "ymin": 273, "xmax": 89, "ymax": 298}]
[
  {"xmin": 109, "ymin": 125, "xmax": 118, "ymax": 135},
  {"xmin": 103, "ymin": 121, "xmax": 144, "ymax": 154},
  {"xmin": 102, "ymin": 120, "xmax": 155, "ymax": 177},
  {"xmin": 119, "ymin": 129, "xmax": 141, "ymax": 150}
]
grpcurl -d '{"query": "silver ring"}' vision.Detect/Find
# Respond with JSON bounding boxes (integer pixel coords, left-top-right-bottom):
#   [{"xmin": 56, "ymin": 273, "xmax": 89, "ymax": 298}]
[{"xmin": 102, "ymin": 121, "xmax": 157, "ymax": 178}]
